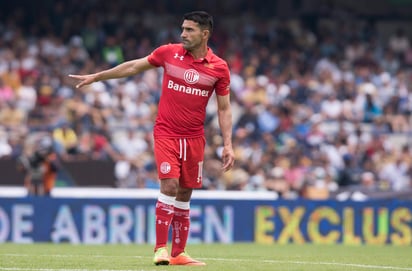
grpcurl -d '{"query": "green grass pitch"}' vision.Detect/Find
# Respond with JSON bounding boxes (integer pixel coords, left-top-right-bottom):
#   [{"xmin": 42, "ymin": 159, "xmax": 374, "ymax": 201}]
[{"xmin": 1, "ymin": 243, "xmax": 411, "ymax": 271}]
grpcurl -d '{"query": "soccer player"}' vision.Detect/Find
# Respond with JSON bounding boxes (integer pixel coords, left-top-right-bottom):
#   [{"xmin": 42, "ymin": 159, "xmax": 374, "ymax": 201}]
[{"xmin": 69, "ymin": 11, "xmax": 235, "ymax": 266}]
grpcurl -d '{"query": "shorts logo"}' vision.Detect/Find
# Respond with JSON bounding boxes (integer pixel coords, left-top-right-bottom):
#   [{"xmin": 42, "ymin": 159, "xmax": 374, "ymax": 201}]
[
  {"xmin": 160, "ymin": 162, "xmax": 171, "ymax": 174},
  {"xmin": 183, "ymin": 69, "xmax": 199, "ymax": 84}
]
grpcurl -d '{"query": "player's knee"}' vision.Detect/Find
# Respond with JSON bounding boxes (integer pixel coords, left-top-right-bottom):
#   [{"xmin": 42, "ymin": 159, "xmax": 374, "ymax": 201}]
[
  {"xmin": 176, "ymin": 187, "xmax": 193, "ymax": 202},
  {"xmin": 160, "ymin": 178, "xmax": 179, "ymax": 196}
]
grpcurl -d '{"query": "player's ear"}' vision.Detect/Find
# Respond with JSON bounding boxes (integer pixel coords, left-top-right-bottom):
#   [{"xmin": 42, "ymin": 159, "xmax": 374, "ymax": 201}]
[{"xmin": 203, "ymin": 29, "xmax": 210, "ymax": 39}]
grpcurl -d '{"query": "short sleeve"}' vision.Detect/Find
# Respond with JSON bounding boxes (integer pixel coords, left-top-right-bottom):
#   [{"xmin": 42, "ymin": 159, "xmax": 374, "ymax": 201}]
[
  {"xmin": 214, "ymin": 62, "xmax": 231, "ymax": 96},
  {"xmin": 147, "ymin": 44, "xmax": 171, "ymax": 67}
]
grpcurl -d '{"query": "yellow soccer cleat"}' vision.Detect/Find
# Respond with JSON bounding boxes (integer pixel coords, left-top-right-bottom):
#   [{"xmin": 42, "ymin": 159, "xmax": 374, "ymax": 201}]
[{"xmin": 153, "ymin": 247, "xmax": 170, "ymax": 265}]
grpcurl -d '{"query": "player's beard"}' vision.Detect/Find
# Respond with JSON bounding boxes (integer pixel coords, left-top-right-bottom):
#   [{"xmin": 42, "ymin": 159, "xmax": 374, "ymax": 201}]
[{"xmin": 182, "ymin": 38, "xmax": 201, "ymax": 52}]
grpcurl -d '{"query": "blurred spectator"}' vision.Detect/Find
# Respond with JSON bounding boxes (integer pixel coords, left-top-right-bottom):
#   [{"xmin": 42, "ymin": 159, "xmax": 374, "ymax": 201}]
[
  {"xmin": 363, "ymin": 92, "xmax": 382, "ymax": 123},
  {"xmin": 265, "ymin": 166, "xmax": 289, "ymax": 198},
  {"xmin": 336, "ymin": 154, "xmax": 361, "ymax": 187},
  {"xmin": 0, "ymin": 128, "xmax": 12, "ymax": 158},
  {"xmin": 320, "ymin": 93, "xmax": 342, "ymax": 120},
  {"xmin": 0, "ymin": 77, "xmax": 15, "ymax": 104},
  {"xmin": 379, "ymin": 49, "xmax": 400, "ymax": 75},
  {"xmin": 388, "ymin": 28, "xmax": 410, "ymax": 59},
  {"xmin": 115, "ymin": 159, "xmax": 139, "ymax": 188},
  {"xmin": 234, "ymin": 103, "xmax": 260, "ymax": 141},
  {"xmin": 102, "ymin": 36, "xmax": 124, "ymax": 67},
  {"xmin": 52, "ymin": 123, "xmax": 79, "ymax": 159},
  {"xmin": 305, "ymin": 115, "xmax": 327, "ymax": 148},
  {"xmin": 16, "ymin": 133, "xmax": 59, "ymax": 196},
  {"xmin": 360, "ymin": 171, "xmax": 376, "ymax": 190},
  {"xmin": 0, "ymin": 101, "xmax": 27, "ymax": 135},
  {"xmin": 68, "ymin": 36, "xmax": 90, "ymax": 68},
  {"xmin": 15, "ymin": 76, "xmax": 37, "ymax": 113},
  {"xmin": 301, "ymin": 166, "xmax": 332, "ymax": 200},
  {"xmin": 378, "ymin": 154, "xmax": 411, "ymax": 192},
  {"xmin": 88, "ymin": 128, "xmax": 120, "ymax": 160},
  {"xmin": 112, "ymin": 128, "xmax": 149, "ymax": 160}
]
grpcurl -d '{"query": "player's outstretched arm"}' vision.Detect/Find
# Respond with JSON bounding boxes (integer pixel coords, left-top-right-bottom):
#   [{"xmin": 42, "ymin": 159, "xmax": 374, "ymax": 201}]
[{"xmin": 69, "ymin": 56, "xmax": 154, "ymax": 88}]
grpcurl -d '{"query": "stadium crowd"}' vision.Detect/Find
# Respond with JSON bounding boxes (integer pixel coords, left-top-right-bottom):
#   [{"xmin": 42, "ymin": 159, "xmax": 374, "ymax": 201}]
[{"xmin": 1, "ymin": 1, "xmax": 412, "ymax": 199}]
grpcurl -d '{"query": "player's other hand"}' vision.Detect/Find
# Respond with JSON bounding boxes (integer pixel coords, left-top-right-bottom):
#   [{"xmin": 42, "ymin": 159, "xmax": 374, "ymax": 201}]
[
  {"xmin": 69, "ymin": 74, "xmax": 97, "ymax": 89},
  {"xmin": 221, "ymin": 145, "xmax": 235, "ymax": 172}
]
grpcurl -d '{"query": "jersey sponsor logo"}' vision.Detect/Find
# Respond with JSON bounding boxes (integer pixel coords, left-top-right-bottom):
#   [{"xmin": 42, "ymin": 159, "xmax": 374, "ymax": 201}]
[
  {"xmin": 167, "ymin": 80, "xmax": 209, "ymax": 97},
  {"xmin": 160, "ymin": 162, "xmax": 171, "ymax": 174},
  {"xmin": 183, "ymin": 69, "xmax": 200, "ymax": 84}
]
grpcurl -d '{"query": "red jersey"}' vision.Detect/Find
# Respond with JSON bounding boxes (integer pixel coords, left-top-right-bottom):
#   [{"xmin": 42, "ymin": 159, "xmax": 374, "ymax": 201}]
[{"xmin": 147, "ymin": 43, "xmax": 230, "ymax": 138}]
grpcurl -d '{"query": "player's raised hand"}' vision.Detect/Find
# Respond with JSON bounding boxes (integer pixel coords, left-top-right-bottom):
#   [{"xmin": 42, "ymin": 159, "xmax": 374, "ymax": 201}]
[{"xmin": 69, "ymin": 74, "xmax": 97, "ymax": 89}]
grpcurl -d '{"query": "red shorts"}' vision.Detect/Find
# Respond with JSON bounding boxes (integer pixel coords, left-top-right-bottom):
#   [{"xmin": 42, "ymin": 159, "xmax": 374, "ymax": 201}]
[{"xmin": 154, "ymin": 136, "xmax": 206, "ymax": 188}]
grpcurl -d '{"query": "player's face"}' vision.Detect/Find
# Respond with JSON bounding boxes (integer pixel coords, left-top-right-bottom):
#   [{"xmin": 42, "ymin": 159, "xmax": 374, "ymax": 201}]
[{"xmin": 180, "ymin": 20, "xmax": 207, "ymax": 51}]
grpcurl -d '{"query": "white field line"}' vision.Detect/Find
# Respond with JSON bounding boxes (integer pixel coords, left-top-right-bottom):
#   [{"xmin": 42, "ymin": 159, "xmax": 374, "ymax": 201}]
[
  {"xmin": 1, "ymin": 254, "xmax": 143, "ymax": 258},
  {"xmin": 204, "ymin": 257, "xmax": 412, "ymax": 270},
  {"xmin": 0, "ymin": 269, "xmax": 144, "ymax": 271},
  {"xmin": 1, "ymin": 254, "xmax": 412, "ymax": 271}
]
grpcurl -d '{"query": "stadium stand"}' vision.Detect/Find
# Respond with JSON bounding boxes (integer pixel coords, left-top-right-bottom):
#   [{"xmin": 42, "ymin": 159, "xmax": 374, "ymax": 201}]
[{"xmin": 1, "ymin": 0, "xmax": 412, "ymax": 200}]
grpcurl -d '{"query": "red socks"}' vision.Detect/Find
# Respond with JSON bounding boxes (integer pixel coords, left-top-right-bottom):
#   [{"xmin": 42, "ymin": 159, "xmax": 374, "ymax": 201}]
[
  {"xmin": 154, "ymin": 200, "xmax": 174, "ymax": 251},
  {"xmin": 171, "ymin": 206, "xmax": 190, "ymax": 257},
  {"xmin": 154, "ymin": 194, "xmax": 190, "ymax": 256}
]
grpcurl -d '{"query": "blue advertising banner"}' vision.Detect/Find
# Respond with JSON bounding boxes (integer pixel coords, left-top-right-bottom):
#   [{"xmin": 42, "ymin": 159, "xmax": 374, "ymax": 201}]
[{"xmin": 0, "ymin": 197, "xmax": 411, "ymax": 245}]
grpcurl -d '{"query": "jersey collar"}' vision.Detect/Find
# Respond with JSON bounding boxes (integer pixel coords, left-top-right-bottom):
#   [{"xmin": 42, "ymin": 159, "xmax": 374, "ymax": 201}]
[{"xmin": 181, "ymin": 45, "xmax": 212, "ymax": 63}]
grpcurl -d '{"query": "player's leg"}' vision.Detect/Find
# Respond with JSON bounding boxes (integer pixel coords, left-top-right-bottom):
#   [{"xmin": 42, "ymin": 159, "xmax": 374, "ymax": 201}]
[
  {"xmin": 170, "ymin": 186, "xmax": 205, "ymax": 266},
  {"xmin": 169, "ymin": 137, "xmax": 206, "ymax": 266},
  {"xmin": 152, "ymin": 138, "xmax": 181, "ymax": 265},
  {"xmin": 171, "ymin": 187, "xmax": 192, "ymax": 257},
  {"xmin": 153, "ymin": 180, "xmax": 177, "ymax": 265}
]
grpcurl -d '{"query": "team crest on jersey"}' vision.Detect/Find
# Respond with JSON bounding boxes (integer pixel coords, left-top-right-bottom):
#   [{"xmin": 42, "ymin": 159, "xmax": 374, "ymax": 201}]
[
  {"xmin": 184, "ymin": 69, "xmax": 200, "ymax": 84},
  {"xmin": 160, "ymin": 162, "xmax": 171, "ymax": 174}
]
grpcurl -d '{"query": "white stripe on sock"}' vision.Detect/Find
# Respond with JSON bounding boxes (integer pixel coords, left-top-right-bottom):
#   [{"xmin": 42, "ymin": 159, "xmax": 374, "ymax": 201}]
[{"xmin": 158, "ymin": 193, "xmax": 176, "ymax": 206}]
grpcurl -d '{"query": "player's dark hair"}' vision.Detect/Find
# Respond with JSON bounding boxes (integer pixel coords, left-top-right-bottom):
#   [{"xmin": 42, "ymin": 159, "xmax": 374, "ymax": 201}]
[{"xmin": 183, "ymin": 11, "xmax": 213, "ymax": 36}]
